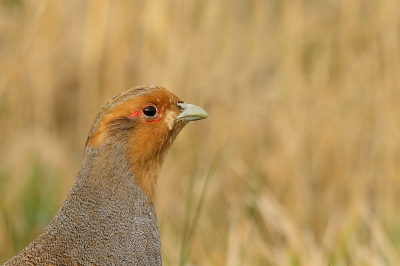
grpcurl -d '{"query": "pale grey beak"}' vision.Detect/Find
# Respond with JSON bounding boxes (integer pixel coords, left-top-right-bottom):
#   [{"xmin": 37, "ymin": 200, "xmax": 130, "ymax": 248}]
[{"xmin": 175, "ymin": 103, "xmax": 208, "ymax": 121}]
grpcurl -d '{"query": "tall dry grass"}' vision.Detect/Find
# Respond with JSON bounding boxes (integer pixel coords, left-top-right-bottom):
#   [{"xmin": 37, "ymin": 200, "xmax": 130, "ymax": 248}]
[{"xmin": 1, "ymin": 0, "xmax": 400, "ymax": 265}]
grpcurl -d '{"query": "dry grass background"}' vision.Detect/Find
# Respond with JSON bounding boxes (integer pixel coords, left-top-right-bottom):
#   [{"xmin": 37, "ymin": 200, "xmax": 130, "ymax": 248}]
[{"xmin": 0, "ymin": 0, "xmax": 400, "ymax": 265}]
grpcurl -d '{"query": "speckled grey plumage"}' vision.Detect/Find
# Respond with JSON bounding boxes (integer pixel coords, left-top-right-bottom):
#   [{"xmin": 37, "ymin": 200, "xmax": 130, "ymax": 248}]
[{"xmin": 4, "ymin": 142, "xmax": 161, "ymax": 265}]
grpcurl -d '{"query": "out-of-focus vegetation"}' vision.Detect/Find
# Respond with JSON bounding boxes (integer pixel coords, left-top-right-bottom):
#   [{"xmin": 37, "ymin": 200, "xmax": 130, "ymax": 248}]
[{"xmin": 1, "ymin": 0, "xmax": 400, "ymax": 265}]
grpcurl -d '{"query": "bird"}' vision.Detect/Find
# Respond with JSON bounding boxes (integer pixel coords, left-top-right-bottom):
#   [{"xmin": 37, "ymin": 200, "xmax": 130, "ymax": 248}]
[{"xmin": 3, "ymin": 85, "xmax": 208, "ymax": 265}]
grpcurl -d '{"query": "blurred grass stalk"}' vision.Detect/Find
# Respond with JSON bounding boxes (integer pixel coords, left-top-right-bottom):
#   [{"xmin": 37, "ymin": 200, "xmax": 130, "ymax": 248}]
[{"xmin": 179, "ymin": 133, "xmax": 228, "ymax": 266}]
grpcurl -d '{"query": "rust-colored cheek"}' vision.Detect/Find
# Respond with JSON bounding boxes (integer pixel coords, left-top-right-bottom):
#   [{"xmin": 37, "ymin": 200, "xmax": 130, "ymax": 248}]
[{"xmin": 126, "ymin": 120, "xmax": 171, "ymax": 204}]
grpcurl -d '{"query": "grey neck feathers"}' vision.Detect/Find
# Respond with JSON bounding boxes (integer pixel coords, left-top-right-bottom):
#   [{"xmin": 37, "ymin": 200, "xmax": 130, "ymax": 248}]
[{"xmin": 4, "ymin": 142, "xmax": 162, "ymax": 266}]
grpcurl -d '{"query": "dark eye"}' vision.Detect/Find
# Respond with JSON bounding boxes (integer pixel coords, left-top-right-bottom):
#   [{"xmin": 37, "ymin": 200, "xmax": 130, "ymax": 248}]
[{"xmin": 142, "ymin": 106, "xmax": 157, "ymax": 117}]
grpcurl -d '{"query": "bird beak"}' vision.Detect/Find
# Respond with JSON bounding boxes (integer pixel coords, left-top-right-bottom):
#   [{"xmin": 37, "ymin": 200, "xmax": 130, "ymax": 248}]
[{"xmin": 175, "ymin": 103, "xmax": 208, "ymax": 121}]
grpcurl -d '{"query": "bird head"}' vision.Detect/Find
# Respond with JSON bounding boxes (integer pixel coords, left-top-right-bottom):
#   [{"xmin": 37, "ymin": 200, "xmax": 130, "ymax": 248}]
[{"xmin": 85, "ymin": 85, "xmax": 208, "ymax": 203}]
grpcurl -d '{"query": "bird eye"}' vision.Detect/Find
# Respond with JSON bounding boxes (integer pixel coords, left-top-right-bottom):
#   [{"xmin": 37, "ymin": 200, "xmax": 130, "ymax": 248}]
[{"xmin": 142, "ymin": 106, "xmax": 157, "ymax": 117}]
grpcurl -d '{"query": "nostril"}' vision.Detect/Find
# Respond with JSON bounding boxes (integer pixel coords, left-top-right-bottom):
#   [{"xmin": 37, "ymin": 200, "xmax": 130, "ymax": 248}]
[{"xmin": 177, "ymin": 101, "xmax": 186, "ymax": 111}]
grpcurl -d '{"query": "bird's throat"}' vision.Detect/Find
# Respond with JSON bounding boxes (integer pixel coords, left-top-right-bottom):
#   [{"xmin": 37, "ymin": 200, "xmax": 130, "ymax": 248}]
[{"xmin": 79, "ymin": 144, "xmax": 161, "ymax": 205}]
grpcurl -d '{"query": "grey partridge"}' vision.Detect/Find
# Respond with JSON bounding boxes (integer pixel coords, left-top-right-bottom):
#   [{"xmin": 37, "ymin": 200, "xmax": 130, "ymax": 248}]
[{"xmin": 3, "ymin": 85, "xmax": 208, "ymax": 265}]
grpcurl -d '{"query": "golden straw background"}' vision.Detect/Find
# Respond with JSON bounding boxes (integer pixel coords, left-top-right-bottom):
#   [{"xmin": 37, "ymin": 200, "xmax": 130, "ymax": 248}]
[{"xmin": 1, "ymin": 1, "xmax": 400, "ymax": 265}]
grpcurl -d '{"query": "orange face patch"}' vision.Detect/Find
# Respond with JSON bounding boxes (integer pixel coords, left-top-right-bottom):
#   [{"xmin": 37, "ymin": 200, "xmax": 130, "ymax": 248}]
[
  {"xmin": 87, "ymin": 86, "xmax": 182, "ymax": 148},
  {"xmin": 85, "ymin": 86, "xmax": 186, "ymax": 204}
]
